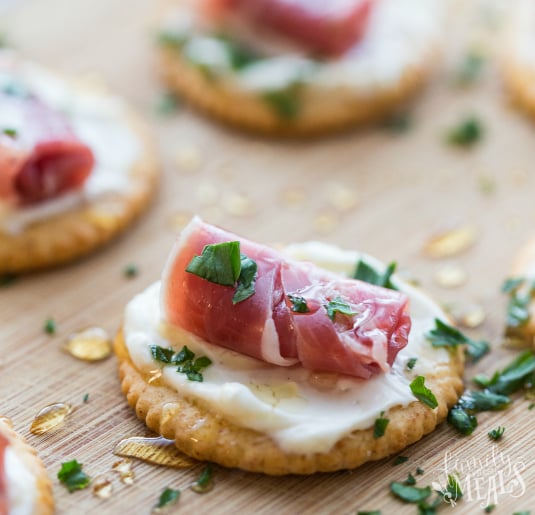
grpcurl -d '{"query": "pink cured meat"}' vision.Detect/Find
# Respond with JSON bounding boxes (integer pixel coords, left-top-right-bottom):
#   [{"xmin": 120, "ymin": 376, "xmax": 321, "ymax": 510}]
[
  {"xmin": 0, "ymin": 91, "xmax": 94, "ymax": 204},
  {"xmin": 200, "ymin": 0, "xmax": 373, "ymax": 57},
  {"xmin": 162, "ymin": 218, "xmax": 411, "ymax": 378}
]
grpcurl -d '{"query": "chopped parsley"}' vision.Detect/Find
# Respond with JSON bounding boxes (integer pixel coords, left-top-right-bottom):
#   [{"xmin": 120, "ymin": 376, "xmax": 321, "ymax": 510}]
[
  {"xmin": 393, "ymin": 455, "xmax": 409, "ymax": 466},
  {"xmin": 447, "ymin": 406, "xmax": 478, "ymax": 435},
  {"xmin": 373, "ymin": 411, "xmax": 389, "ymax": 438},
  {"xmin": 529, "ymin": 403, "xmax": 535, "ymax": 410},
  {"xmin": 0, "ymin": 274, "xmax": 17, "ymax": 288},
  {"xmin": 325, "ymin": 296, "xmax": 357, "ymax": 321},
  {"xmin": 2, "ymin": 128, "xmax": 17, "ymax": 138},
  {"xmin": 191, "ymin": 464, "xmax": 214, "ymax": 494},
  {"xmin": 82, "ymin": 393, "xmax": 89, "ymax": 404},
  {"xmin": 488, "ymin": 426, "xmax": 505, "ymax": 441},
  {"xmin": 155, "ymin": 90, "xmax": 181, "ymax": 116},
  {"xmin": 445, "ymin": 474, "xmax": 463, "ymax": 501},
  {"xmin": 44, "ymin": 318, "xmax": 56, "ymax": 335},
  {"xmin": 416, "ymin": 467, "xmax": 424, "ymax": 475},
  {"xmin": 382, "ymin": 112, "xmax": 411, "ymax": 133},
  {"xmin": 390, "ymin": 482, "xmax": 431, "ymax": 503},
  {"xmin": 357, "ymin": 512, "xmax": 381, "ymax": 515},
  {"xmin": 157, "ymin": 29, "xmax": 188, "ymax": 50},
  {"xmin": 425, "ymin": 318, "xmax": 489, "ymax": 363},
  {"xmin": 150, "ymin": 345, "xmax": 212, "ymax": 382},
  {"xmin": 410, "ymin": 376, "xmax": 438, "ymax": 409},
  {"xmin": 353, "ymin": 260, "xmax": 397, "ymax": 290},
  {"xmin": 404, "ymin": 473, "xmax": 416, "ymax": 486},
  {"xmin": 446, "ymin": 116, "xmax": 483, "ymax": 147},
  {"xmin": 153, "ymin": 487, "xmax": 180, "ymax": 510},
  {"xmin": 123, "ymin": 264, "xmax": 139, "ymax": 278},
  {"xmin": 455, "ymin": 52, "xmax": 485, "ymax": 86},
  {"xmin": 502, "ymin": 277, "xmax": 535, "ymax": 334},
  {"xmin": 484, "ymin": 505, "xmax": 496, "ymax": 513},
  {"xmin": 186, "ymin": 241, "xmax": 257, "ymax": 304},
  {"xmin": 57, "ymin": 460, "xmax": 91, "ymax": 493},
  {"xmin": 406, "ymin": 358, "xmax": 418, "ymax": 370},
  {"xmin": 263, "ymin": 85, "xmax": 301, "ymax": 120},
  {"xmin": 288, "ymin": 294, "xmax": 309, "ymax": 313}
]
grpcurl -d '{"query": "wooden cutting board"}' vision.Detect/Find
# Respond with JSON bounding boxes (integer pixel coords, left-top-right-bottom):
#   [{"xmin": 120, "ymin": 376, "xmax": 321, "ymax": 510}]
[{"xmin": 2, "ymin": 0, "xmax": 535, "ymax": 513}]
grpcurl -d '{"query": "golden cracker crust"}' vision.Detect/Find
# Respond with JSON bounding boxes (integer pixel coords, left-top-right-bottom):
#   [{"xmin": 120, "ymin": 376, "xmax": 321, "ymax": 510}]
[
  {"xmin": 0, "ymin": 419, "xmax": 54, "ymax": 515},
  {"xmin": 115, "ymin": 330, "xmax": 464, "ymax": 475},
  {"xmin": 158, "ymin": 46, "xmax": 434, "ymax": 137},
  {"xmin": 503, "ymin": 56, "xmax": 535, "ymax": 121},
  {"xmin": 0, "ymin": 111, "xmax": 159, "ymax": 275}
]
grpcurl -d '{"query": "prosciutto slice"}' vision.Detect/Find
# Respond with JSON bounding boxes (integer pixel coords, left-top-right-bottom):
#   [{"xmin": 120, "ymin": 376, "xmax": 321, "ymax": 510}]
[
  {"xmin": 0, "ymin": 90, "xmax": 94, "ymax": 205},
  {"xmin": 0, "ymin": 432, "xmax": 8, "ymax": 515},
  {"xmin": 162, "ymin": 218, "xmax": 411, "ymax": 378},
  {"xmin": 200, "ymin": 0, "xmax": 372, "ymax": 57}
]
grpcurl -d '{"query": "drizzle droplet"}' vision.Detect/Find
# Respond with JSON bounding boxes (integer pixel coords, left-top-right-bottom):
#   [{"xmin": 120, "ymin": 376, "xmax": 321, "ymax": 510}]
[
  {"xmin": 64, "ymin": 327, "xmax": 112, "ymax": 362},
  {"xmin": 112, "ymin": 458, "xmax": 135, "ymax": 485},
  {"xmin": 30, "ymin": 403, "xmax": 73, "ymax": 435},
  {"xmin": 114, "ymin": 436, "xmax": 196, "ymax": 468}
]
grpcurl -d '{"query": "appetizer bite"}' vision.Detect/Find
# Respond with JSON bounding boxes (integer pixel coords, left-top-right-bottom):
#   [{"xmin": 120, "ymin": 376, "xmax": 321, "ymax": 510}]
[
  {"xmin": 157, "ymin": 0, "xmax": 442, "ymax": 136},
  {"xmin": 0, "ymin": 417, "xmax": 54, "ymax": 515},
  {"xmin": 503, "ymin": 0, "xmax": 535, "ymax": 120},
  {"xmin": 115, "ymin": 217, "xmax": 463, "ymax": 475},
  {"xmin": 0, "ymin": 51, "xmax": 159, "ymax": 274}
]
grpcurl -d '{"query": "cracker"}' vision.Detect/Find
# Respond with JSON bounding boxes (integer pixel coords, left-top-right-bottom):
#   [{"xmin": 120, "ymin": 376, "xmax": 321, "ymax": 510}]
[
  {"xmin": 158, "ymin": 46, "xmax": 433, "ymax": 137},
  {"xmin": 0, "ymin": 114, "xmax": 159, "ymax": 275},
  {"xmin": 0, "ymin": 419, "xmax": 54, "ymax": 515},
  {"xmin": 115, "ymin": 330, "xmax": 464, "ymax": 475}
]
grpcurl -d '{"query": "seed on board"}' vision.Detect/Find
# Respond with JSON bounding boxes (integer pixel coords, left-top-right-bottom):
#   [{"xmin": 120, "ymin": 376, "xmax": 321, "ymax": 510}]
[
  {"xmin": 175, "ymin": 146, "xmax": 201, "ymax": 173},
  {"xmin": 112, "ymin": 459, "xmax": 135, "ymax": 486},
  {"xmin": 423, "ymin": 224, "xmax": 477, "ymax": 258},
  {"xmin": 326, "ymin": 182, "xmax": 358, "ymax": 212},
  {"xmin": 433, "ymin": 264, "xmax": 467, "ymax": 288},
  {"xmin": 313, "ymin": 211, "xmax": 338, "ymax": 235},
  {"xmin": 92, "ymin": 476, "xmax": 114, "ymax": 499},
  {"xmin": 168, "ymin": 211, "xmax": 191, "ymax": 231},
  {"xmin": 280, "ymin": 187, "xmax": 306, "ymax": 208},
  {"xmin": 64, "ymin": 327, "xmax": 112, "ymax": 362},
  {"xmin": 30, "ymin": 403, "xmax": 73, "ymax": 435},
  {"xmin": 221, "ymin": 193, "xmax": 253, "ymax": 217}
]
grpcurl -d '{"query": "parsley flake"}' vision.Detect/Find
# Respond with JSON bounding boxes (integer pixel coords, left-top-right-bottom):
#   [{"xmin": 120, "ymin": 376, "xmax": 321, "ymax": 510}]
[
  {"xmin": 357, "ymin": 512, "xmax": 381, "ymax": 515},
  {"xmin": 404, "ymin": 473, "xmax": 416, "ymax": 486},
  {"xmin": 488, "ymin": 426, "xmax": 505, "ymax": 441},
  {"xmin": 393, "ymin": 455, "xmax": 409, "ymax": 466},
  {"xmin": 502, "ymin": 277, "xmax": 535, "ymax": 334},
  {"xmin": 325, "ymin": 297, "xmax": 357, "ymax": 321},
  {"xmin": 288, "ymin": 294, "xmax": 309, "ymax": 313},
  {"xmin": 191, "ymin": 464, "xmax": 214, "ymax": 494},
  {"xmin": 447, "ymin": 406, "xmax": 478, "ymax": 435},
  {"xmin": 484, "ymin": 505, "xmax": 496, "ymax": 513},
  {"xmin": 154, "ymin": 487, "xmax": 180, "ymax": 510},
  {"xmin": 445, "ymin": 474, "xmax": 463, "ymax": 501},
  {"xmin": 373, "ymin": 411, "xmax": 389, "ymax": 439},
  {"xmin": 446, "ymin": 116, "xmax": 483, "ymax": 147},
  {"xmin": 123, "ymin": 264, "xmax": 139, "ymax": 278},
  {"xmin": 150, "ymin": 345, "xmax": 212, "ymax": 382},
  {"xmin": 416, "ymin": 467, "xmax": 424, "ymax": 475},
  {"xmin": 407, "ymin": 358, "xmax": 418, "ymax": 370},
  {"xmin": 82, "ymin": 393, "xmax": 89, "ymax": 404},
  {"xmin": 44, "ymin": 318, "xmax": 56, "ymax": 335},
  {"xmin": 2, "ymin": 128, "xmax": 17, "ymax": 138},
  {"xmin": 382, "ymin": 112, "xmax": 411, "ymax": 133},
  {"xmin": 0, "ymin": 274, "xmax": 17, "ymax": 288},
  {"xmin": 263, "ymin": 85, "xmax": 301, "ymax": 119},
  {"xmin": 186, "ymin": 242, "xmax": 257, "ymax": 304},
  {"xmin": 455, "ymin": 52, "xmax": 485, "ymax": 86},
  {"xmin": 410, "ymin": 376, "xmax": 438, "ymax": 409},
  {"xmin": 390, "ymin": 482, "xmax": 431, "ymax": 503},
  {"xmin": 57, "ymin": 460, "xmax": 91, "ymax": 493},
  {"xmin": 425, "ymin": 318, "xmax": 489, "ymax": 363},
  {"xmin": 353, "ymin": 260, "xmax": 397, "ymax": 290}
]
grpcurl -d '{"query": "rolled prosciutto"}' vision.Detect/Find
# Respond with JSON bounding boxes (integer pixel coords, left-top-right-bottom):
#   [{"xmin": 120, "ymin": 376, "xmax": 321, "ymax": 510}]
[
  {"xmin": 200, "ymin": 0, "xmax": 373, "ymax": 57},
  {"xmin": 162, "ymin": 217, "xmax": 411, "ymax": 379},
  {"xmin": 0, "ymin": 90, "xmax": 94, "ymax": 205}
]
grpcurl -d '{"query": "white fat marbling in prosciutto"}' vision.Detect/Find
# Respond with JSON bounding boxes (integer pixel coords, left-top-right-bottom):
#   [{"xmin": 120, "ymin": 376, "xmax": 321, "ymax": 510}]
[{"xmin": 161, "ymin": 217, "xmax": 410, "ymax": 378}]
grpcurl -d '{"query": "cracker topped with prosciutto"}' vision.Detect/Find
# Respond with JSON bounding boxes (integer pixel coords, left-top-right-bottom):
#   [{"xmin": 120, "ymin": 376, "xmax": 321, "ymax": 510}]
[
  {"xmin": 0, "ymin": 51, "xmax": 159, "ymax": 274},
  {"xmin": 115, "ymin": 218, "xmax": 464, "ymax": 475},
  {"xmin": 156, "ymin": 0, "xmax": 443, "ymax": 135}
]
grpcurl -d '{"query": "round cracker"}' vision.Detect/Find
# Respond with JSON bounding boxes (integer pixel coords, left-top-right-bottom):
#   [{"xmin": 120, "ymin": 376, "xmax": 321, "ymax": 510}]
[
  {"xmin": 115, "ymin": 329, "xmax": 464, "ymax": 475},
  {"xmin": 0, "ymin": 418, "xmax": 54, "ymax": 515},
  {"xmin": 158, "ymin": 46, "xmax": 433, "ymax": 137},
  {"xmin": 503, "ymin": 59, "xmax": 535, "ymax": 121},
  {"xmin": 0, "ymin": 104, "xmax": 159, "ymax": 275}
]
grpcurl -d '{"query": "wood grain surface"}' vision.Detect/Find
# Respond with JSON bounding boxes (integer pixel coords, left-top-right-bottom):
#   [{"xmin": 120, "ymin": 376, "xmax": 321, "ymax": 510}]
[{"xmin": 1, "ymin": 0, "xmax": 535, "ymax": 513}]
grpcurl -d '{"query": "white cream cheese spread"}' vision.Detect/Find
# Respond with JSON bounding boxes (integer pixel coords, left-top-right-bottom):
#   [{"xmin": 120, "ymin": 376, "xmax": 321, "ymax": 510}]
[
  {"xmin": 5, "ymin": 446, "xmax": 36, "ymax": 515},
  {"xmin": 0, "ymin": 50, "xmax": 140, "ymax": 234},
  {"xmin": 160, "ymin": 0, "xmax": 442, "ymax": 93},
  {"xmin": 123, "ymin": 242, "xmax": 451, "ymax": 455}
]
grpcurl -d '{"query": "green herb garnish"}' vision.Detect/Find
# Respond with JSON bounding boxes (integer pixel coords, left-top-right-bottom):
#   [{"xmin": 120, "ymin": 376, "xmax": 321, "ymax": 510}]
[
  {"xmin": 407, "ymin": 358, "xmax": 418, "ymax": 371},
  {"xmin": 150, "ymin": 345, "xmax": 212, "ymax": 382},
  {"xmin": 383, "ymin": 112, "xmax": 411, "ymax": 133},
  {"xmin": 263, "ymin": 85, "xmax": 301, "ymax": 119},
  {"xmin": 0, "ymin": 274, "xmax": 17, "ymax": 288},
  {"xmin": 502, "ymin": 277, "xmax": 535, "ymax": 333},
  {"xmin": 484, "ymin": 505, "xmax": 496, "ymax": 513},
  {"xmin": 157, "ymin": 29, "xmax": 188, "ymax": 49},
  {"xmin": 410, "ymin": 376, "xmax": 438, "ymax": 409},
  {"xmin": 447, "ymin": 406, "xmax": 478, "ymax": 435},
  {"xmin": 288, "ymin": 294, "xmax": 309, "ymax": 313},
  {"xmin": 82, "ymin": 393, "xmax": 89, "ymax": 404},
  {"xmin": 446, "ymin": 116, "xmax": 483, "ymax": 147},
  {"xmin": 390, "ymin": 482, "xmax": 432, "ymax": 503},
  {"xmin": 353, "ymin": 260, "xmax": 397, "ymax": 290},
  {"xmin": 123, "ymin": 264, "xmax": 139, "ymax": 278},
  {"xmin": 154, "ymin": 487, "xmax": 180, "ymax": 510},
  {"xmin": 373, "ymin": 411, "xmax": 389, "ymax": 439},
  {"xmin": 529, "ymin": 403, "xmax": 535, "ymax": 410},
  {"xmin": 425, "ymin": 318, "xmax": 489, "ymax": 363},
  {"xmin": 357, "ymin": 511, "xmax": 381, "ymax": 515},
  {"xmin": 57, "ymin": 460, "xmax": 91, "ymax": 493},
  {"xmin": 393, "ymin": 456, "xmax": 409, "ymax": 466},
  {"xmin": 488, "ymin": 426, "xmax": 505, "ymax": 441},
  {"xmin": 186, "ymin": 241, "xmax": 257, "ymax": 304},
  {"xmin": 155, "ymin": 90, "xmax": 181, "ymax": 116},
  {"xmin": 2, "ymin": 128, "xmax": 17, "ymax": 138},
  {"xmin": 416, "ymin": 467, "xmax": 424, "ymax": 475},
  {"xmin": 191, "ymin": 464, "xmax": 214, "ymax": 494},
  {"xmin": 456, "ymin": 52, "xmax": 485, "ymax": 86},
  {"xmin": 404, "ymin": 473, "xmax": 416, "ymax": 486},
  {"xmin": 325, "ymin": 296, "xmax": 357, "ymax": 321},
  {"xmin": 445, "ymin": 474, "xmax": 463, "ymax": 501},
  {"xmin": 44, "ymin": 318, "xmax": 56, "ymax": 335}
]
